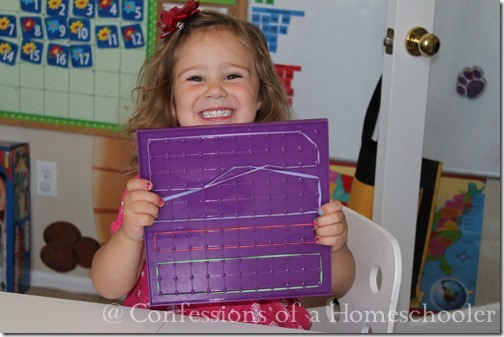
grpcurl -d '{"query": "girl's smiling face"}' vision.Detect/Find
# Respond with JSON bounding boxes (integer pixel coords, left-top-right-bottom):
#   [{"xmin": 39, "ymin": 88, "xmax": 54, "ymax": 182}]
[{"xmin": 173, "ymin": 29, "xmax": 262, "ymax": 126}]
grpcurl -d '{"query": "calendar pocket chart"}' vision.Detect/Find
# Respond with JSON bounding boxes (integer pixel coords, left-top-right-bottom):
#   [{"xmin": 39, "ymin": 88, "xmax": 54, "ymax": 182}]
[
  {"xmin": 0, "ymin": 0, "xmax": 150, "ymax": 132},
  {"xmin": 137, "ymin": 119, "xmax": 332, "ymax": 306}
]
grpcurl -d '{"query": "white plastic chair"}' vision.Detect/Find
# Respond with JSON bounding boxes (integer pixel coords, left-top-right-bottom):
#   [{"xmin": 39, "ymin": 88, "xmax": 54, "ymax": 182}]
[{"xmin": 301, "ymin": 206, "xmax": 402, "ymax": 333}]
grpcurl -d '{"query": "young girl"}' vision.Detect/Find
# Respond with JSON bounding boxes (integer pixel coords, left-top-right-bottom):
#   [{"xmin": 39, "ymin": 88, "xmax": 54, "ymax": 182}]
[{"xmin": 91, "ymin": 0, "xmax": 355, "ymax": 330}]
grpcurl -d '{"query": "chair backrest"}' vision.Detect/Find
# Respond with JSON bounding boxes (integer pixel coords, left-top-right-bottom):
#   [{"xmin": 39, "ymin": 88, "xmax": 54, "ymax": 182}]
[{"xmin": 301, "ymin": 206, "xmax": 402, "ymax": 333}]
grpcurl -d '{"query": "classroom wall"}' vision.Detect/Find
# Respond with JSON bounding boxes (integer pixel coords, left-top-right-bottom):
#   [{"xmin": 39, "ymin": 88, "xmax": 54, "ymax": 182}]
[{"xmin": 0, "ymin": 125, "xmax": 98, "ymax": 288}]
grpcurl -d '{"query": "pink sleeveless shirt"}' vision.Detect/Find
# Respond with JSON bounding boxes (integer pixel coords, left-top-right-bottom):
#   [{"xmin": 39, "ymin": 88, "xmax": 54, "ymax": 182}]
[{"xmin": 110, "ymin": 188, "xmax": 312, "ymax": 330}]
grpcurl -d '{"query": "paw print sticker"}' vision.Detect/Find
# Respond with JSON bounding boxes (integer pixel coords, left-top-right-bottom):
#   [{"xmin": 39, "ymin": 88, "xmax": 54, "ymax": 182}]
[{"xmin": 456, "ymin": 66, "xmax": 486, "ymax": 99}]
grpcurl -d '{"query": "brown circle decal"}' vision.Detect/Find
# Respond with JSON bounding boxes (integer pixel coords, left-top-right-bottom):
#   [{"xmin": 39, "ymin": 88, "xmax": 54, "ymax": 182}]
[
  {"xmin": 41, "ymin": 221, "xmax": 101, "ymax": 272},
  {"xmin": 40, "ymin": 241, "xmax": 78, "ymax": 272},
  {"xmin": 73, "ymin": 237, "xmax": 101, "ymax": 268},
  {"xmin": 43, "ymin": 221, "xmax": 81, "ymax": 245}
]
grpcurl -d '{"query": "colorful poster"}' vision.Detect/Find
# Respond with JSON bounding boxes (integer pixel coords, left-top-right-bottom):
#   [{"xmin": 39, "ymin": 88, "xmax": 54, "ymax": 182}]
[
  {"xmin": 417, "ymin": 175, "xmax": 486, "ymax": 311},
  {"xmin": 328, "ymin": 162, "xmax": 486, "ymax": 312},
  {"xmin": 328, "ymin": 161, "xmax": 355, "ymax": 206}
]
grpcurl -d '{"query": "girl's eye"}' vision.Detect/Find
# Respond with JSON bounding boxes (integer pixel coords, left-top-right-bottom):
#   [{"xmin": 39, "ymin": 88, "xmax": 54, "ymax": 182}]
[
  {"xmin": 226, "ymin": 74, "xmax": 242, "ymax": 80},
  {"xmin": 188, "ymin": 76, "xmax": 204, "ymax": 82}
]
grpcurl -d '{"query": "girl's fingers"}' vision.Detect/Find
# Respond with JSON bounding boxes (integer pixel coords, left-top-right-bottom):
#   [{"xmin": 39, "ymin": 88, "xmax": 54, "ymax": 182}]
[
  {"xmin": 314, "ymin": 220, "xmax": 348, "ymax": 252},
  {"xmin": 126, "ymin": 199, "xmax": 161, "ymax": 218},
  {"xmin": 314, "ymin": 210, "xmax": 345, "ymax": 228},
  {"xmin": 314, "ymin": 220, "xmax": 346, "ymax": 237},
  {"xmin": 127, "ymin": 178, "xmax": 154, "ymax": 192},
  {"xmin": 316, "ymin": 234, "xmax": 347, "ymax": 251},
  {"xmin": 317, "ymin": 199, "xmax": 343, "ymax": 217},
  {"xmin": 121, "ymin": 178, "xmax": 165, "ymax": 241},
  {"xmin": 125, "ymin": 179, "xmax": 165, "ymax": 208},
  {"xmin": 313, "ymin": 200, "xmax": 348, "ymax": 252},
  {"xmin": 125, "ymin": 190, "xmax": 165, "ymax": 209}
]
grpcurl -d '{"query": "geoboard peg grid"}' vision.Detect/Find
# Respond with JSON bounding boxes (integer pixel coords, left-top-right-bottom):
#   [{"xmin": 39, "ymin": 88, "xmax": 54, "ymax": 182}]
[{"xmin": 137, "ymin": 119, "xmax": 331, "ymax": 306}]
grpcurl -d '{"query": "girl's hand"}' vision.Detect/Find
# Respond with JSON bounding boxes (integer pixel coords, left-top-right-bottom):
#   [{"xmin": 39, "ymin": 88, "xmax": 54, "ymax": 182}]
[
  {"xmin": 313, "ymin": 200, "xmax": 348, "ymax": 253},
  {"xmin": 121, "ymin": 178, "xmax": 165, "ymax": 242}
]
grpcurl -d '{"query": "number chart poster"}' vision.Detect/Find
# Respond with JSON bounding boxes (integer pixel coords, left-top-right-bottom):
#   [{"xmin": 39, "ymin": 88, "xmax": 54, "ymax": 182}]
[{"xmin": 0, "ymin": 0, "xmax": 158, "ymax": 133}]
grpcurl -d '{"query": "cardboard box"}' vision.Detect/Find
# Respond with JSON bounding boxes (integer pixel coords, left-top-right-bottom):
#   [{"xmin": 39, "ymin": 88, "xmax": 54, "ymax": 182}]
[{"xmin": 0, "ymin": 141, "xmax": 30, "ymax": 293}]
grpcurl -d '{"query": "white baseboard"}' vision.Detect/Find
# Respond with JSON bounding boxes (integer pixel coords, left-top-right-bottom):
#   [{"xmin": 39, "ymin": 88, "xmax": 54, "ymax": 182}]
[{"xmin": 30, "ymin": 270, "xmax": 99, "ymax": 295}]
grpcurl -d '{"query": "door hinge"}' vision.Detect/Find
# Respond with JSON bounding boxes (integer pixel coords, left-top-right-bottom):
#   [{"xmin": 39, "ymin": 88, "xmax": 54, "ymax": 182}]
[{"xmin": 383, "ymin": 28, "xmax": 394, "ymax": 55}]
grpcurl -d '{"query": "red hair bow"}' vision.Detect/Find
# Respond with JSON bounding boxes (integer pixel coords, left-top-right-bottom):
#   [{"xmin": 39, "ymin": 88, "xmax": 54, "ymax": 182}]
[{"xmin": 157, "ymin": 0, "xmax": 200, "ymax": 38}]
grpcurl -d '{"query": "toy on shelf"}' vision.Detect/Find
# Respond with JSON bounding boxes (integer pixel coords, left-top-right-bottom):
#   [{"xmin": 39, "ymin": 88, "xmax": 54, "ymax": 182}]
[
  {"xmin": 137, "ymin": 119, "xmax": 331, "ymax": 306},
  {"xmin": 0, "ymin": 141, "xmax": 30, "ymax": 293}
]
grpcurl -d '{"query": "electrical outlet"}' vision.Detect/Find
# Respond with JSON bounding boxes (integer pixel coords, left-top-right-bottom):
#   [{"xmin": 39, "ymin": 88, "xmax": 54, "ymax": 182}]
[{"xmin": 36, "ymin": 160, "xmax": 58, "ymax": 198}]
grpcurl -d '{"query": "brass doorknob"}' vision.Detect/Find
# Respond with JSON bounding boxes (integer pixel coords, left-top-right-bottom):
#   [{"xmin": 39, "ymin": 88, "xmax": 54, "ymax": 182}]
[{"xmin": 405, "ymin": 27, "xmax": 440, "ymax": 57}]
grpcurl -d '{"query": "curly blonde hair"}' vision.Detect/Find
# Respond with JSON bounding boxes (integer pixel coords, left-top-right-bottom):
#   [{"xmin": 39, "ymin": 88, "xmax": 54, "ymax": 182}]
[{"xmin": 122, "ymin": 10, "xmax": 291, "ymax": 172}]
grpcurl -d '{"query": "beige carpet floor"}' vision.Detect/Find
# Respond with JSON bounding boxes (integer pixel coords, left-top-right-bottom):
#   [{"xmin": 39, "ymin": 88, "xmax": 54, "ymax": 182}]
[{"xmin": 25, "ymin": 286, "xmax": 119, "ymax": 304}]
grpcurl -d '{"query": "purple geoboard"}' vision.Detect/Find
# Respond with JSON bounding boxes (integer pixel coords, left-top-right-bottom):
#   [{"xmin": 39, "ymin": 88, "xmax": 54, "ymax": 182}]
[{"xmin": 137, "ymin": 119, "xmax": 331, "ymax": 306}]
